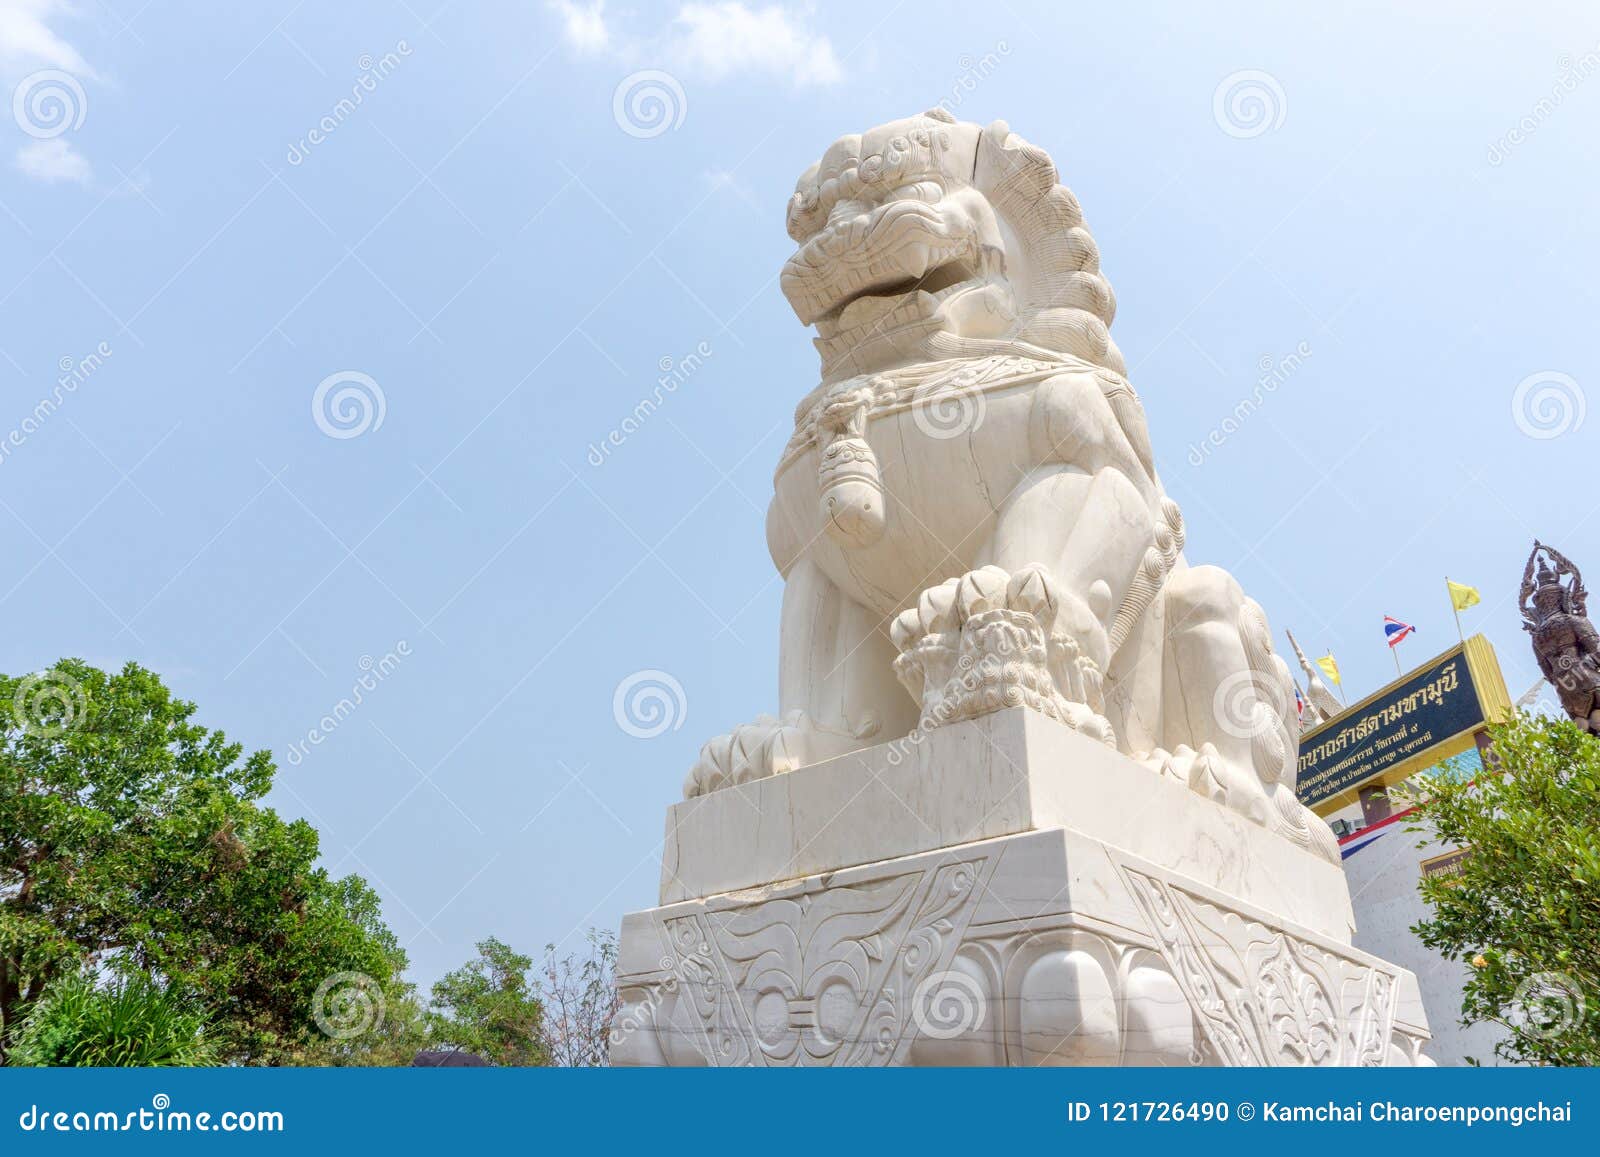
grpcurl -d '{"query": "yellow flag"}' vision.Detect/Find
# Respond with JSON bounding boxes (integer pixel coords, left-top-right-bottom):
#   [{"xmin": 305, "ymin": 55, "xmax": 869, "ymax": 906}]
[
  {"xmin": 1448, "ymin": 579, "xmax": 1482, "ymax": 612},
  {"xmin": 1316, "ymin": 654, "xmax": 1342, "ymax": 686}
]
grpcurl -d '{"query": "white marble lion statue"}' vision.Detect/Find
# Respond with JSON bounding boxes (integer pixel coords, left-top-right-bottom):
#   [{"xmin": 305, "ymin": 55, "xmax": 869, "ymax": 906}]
[{"xmin": 683, "ymin": 109, "xmax": 1336, "ymax": 865}]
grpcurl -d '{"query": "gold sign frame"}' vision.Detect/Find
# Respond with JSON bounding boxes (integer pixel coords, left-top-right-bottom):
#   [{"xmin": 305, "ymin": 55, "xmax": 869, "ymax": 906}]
[{"xmin": 1298, "ymin": 634, "xmax": 1513, "ymax": 816}]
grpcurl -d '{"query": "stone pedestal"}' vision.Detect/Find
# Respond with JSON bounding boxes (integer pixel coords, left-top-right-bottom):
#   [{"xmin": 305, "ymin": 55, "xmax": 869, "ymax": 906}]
[{"xmin": 614, "ymin": 709, "xmax": 1431, "ymax": 1067}]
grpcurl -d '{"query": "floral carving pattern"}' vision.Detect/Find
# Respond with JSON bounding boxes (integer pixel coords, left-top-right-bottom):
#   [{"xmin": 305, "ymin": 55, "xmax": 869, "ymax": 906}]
[
  {"xmin": 1120, "ymin": 865, "xmax": 1398, "ymax": 1066},
  {"xmin": 658, "ymin": 856, "xmax": 990, "ymax": 1067}
]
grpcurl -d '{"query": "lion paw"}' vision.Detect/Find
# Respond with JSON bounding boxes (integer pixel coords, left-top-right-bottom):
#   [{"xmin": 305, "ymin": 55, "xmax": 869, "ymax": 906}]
[
  {"xmin": 889, "ymin": 564, "xmax": 1115, "ymax": 745},
  {"xmin": 1271, "ymin": 785, "xmax": 1341, "ymax": 865},
  {"xmin": 1143, "ymin": 744, "xmax": 1277, "ymax": 833},
  {"xmin": 683, "ymin": 712, "xmax": 814, "ymax": 799}
]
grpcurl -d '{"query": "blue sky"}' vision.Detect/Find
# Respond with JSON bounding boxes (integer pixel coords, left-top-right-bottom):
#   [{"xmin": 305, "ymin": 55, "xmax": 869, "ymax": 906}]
[{"xmin": 1, "ymin": 0, "xmax": 1595, "ymax": 990}]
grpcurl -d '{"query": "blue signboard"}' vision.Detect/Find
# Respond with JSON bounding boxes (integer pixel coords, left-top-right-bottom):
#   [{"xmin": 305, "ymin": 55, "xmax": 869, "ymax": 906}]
[{"xmin": 1296, "ymin": 647, "xmax": 1486, "ymax": 809}]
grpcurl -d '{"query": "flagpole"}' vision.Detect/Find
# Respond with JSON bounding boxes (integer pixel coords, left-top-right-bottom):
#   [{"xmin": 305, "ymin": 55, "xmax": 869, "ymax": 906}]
[
  {"xmin": 1447, "ymin": 576, "xmax": 1465, "ymax": 644},
  {"xmin": 1392, "ymin": 644, "xmax": 1402, "ymax": 678}
]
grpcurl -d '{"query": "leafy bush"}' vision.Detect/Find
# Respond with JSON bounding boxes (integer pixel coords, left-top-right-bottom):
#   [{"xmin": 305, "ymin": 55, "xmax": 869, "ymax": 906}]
[
  {"xmin": 8, "ymin": 972, "xmax": 215, "ymax": 1067},
  {"xmin": 1, "ymin": 659, "xmax": 406, "ymax": 1064},
  {"xmin": 1409, "ymin": 713, "xmax": 1600, "ymax": 1065},
  {"xmin": 427, "ymin": 937, "xmax": 547, "ymax": 1066}
]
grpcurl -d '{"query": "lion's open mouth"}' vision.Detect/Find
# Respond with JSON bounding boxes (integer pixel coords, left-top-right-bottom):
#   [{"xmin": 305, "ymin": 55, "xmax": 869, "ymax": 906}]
[
  {"xmin": 816, "ymin": 250, "xmax": 980, "ymax": 331},
  {"xmin": 781, "ymin": 199, "xmax": 991, "ymax": 328}
]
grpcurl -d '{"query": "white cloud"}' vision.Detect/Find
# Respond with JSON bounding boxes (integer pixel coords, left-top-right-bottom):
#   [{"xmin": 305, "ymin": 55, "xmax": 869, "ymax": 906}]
[
  {"xmin": 0, "ymin": 0, "xmax": 94, "ymax": 76},
  {"xmin": 15, "ymin": 136, "xmax": 89, "ymax": 183},
  {"xmin": 1, "ymin": 0, "xmax": 97, "ymax": 184},
  {"xmin": 669, "ymin": 3, "xmax": 841, "ymax": 87},
  {"xmin": 551, "ymin": 2, "xmax": 841, "ymax": 89},
  {"xmin": 549, "ymin": 0, "xmax": 610, "ymax": 55}
]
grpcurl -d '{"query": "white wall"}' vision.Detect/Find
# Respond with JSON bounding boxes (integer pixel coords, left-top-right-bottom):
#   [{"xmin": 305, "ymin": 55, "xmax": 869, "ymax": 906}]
[{"xmin": 1342, "ymin": 825, "xmax": 1511, "ymax": 1065}]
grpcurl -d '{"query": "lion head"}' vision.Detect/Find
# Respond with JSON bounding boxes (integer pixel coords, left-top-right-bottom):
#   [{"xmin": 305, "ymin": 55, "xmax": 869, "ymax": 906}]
[{"xmin": 783, "ymin": 109, "xmax": 1125, "ymax": 384}]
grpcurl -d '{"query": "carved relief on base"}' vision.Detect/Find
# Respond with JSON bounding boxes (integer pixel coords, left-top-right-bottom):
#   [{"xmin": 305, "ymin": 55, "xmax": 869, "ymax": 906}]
[
  {"xmin": 626, "ymin": 855, "xmax": 993, "ymax": 1068},
  {"xmin": 1119, "ymin": 865, "xmax": 1408, "ymax": 1067},
  {"xmin": 614, "ymin": 838, "xmax": 1429, "ymax": 1067}
]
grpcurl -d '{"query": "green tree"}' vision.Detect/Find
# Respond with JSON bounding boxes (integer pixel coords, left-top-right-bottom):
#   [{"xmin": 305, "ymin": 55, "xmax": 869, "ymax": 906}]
[
  {"xmin": 427, "ymin": 937, "xmax": 546, "ymax": 1065},
  {"xmin": 1408, "ymin": 713, "xmax": 1600, "ymax": 1065},
  {"xmin": 1, "ymin": 659, "xmax": 407, "ymax": 1064},
  {"xmin": 287, "ymin": 969, "xmax": 428, "ymax": 1067},
  {"xmin": 6, "ymin": 971, "xmax": 215, "ymax": 1067}
]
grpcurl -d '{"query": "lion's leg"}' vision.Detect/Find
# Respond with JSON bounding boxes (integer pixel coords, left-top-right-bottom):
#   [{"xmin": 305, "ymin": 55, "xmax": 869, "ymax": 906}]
[
  {"xmin": 971, "ymin": 465, "xmax": 1157, "ymax": 713},
  {"xmin": 1106, "ymin": 599, "xmax": 1167, "ymax": 757},
  {"xmin": 882, "ymin": 469, "xmax": 1152, "ymax": 746},
  {"xmin": 778, "ymin": 556, "xmax": 915, "ymax": 747},
  {"xmin": 685, "ymin": 558, "xmax": 913, "ymax": 798},
  {"xmin": 1159, "ymin": 565, "xmax": 1339, "ymax": 862},
  {"xmin": 1161, "ymin": 565, "xmax": 1260, "ymax": 784},
  {"xmin": 984, "ymin": 465, "xmax": 1157, "ymax": 632}
]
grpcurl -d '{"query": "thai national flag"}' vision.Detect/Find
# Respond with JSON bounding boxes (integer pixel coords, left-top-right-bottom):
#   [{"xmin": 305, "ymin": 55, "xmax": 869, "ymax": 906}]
[
  {"xmin": 1384, "ymin": 616, "xmax": 1416, "ymax": 648},
  {"xmin": 1294, "ymin": 686, "xmax": 1306, "ymax": 719}
]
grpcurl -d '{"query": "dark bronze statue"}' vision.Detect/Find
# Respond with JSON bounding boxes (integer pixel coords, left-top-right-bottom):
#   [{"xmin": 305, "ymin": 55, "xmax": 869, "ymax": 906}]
[{"xmin": 1521, "ymin": 541, "xmax": 1600, "ymax": 731}]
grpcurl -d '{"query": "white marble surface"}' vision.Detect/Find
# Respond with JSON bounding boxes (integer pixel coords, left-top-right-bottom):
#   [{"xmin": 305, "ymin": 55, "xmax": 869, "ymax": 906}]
[
  {"xmin": 1344, "ymin": 827, "xmax": 1506, "ymax": 1065},
  {"xmin": 683, "ymin": 109, "xmax": 1337, "ymax": 866},
  {"xmin": 619, "ymin": 823, "xmax": 1430, "ymax": 1067},
  {"xmin": 620, "ymin": 109, "xmax": 1431, "ymax": 1066},
  {"xmin": 662, "ymin": 708, "xmax": 1355, "ymax": 944}
]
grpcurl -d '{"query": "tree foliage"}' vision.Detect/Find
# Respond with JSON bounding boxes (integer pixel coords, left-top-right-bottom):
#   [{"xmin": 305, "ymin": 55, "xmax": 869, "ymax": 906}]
[
  {"xmin": 6, "ymin": 971, "xmax": 215, "ymax": 1067},
  {"xmin": 1, "ymin": 659, "xmax": 407, "ymax": 1064},
  {"xmin": 1, "ymin": 658, "xmax": 626, "ymax": 1069},
  {"xmin": 426, "ymin": 936, "xmax": 547, "ymax": 1065},
  {"xmin": 1409, "ymin": 712, "xmax": 1600, "ymax": 1065}
]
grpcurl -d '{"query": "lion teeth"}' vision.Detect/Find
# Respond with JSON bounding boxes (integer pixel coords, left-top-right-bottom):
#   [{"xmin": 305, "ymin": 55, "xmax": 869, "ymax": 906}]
[{"xmin": 836, "ymin": 293, "xmax": 902, "ymax": 330}]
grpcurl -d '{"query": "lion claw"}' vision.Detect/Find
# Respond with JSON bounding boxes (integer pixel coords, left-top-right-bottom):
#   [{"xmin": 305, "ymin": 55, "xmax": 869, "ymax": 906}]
[
  {"xmin": 683, "ymin": 711, "xmax": 815, "ymax": 799},
  {"xmin": 890, "ymin": 563, "xmax": 1115, "ymax": 745}
]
